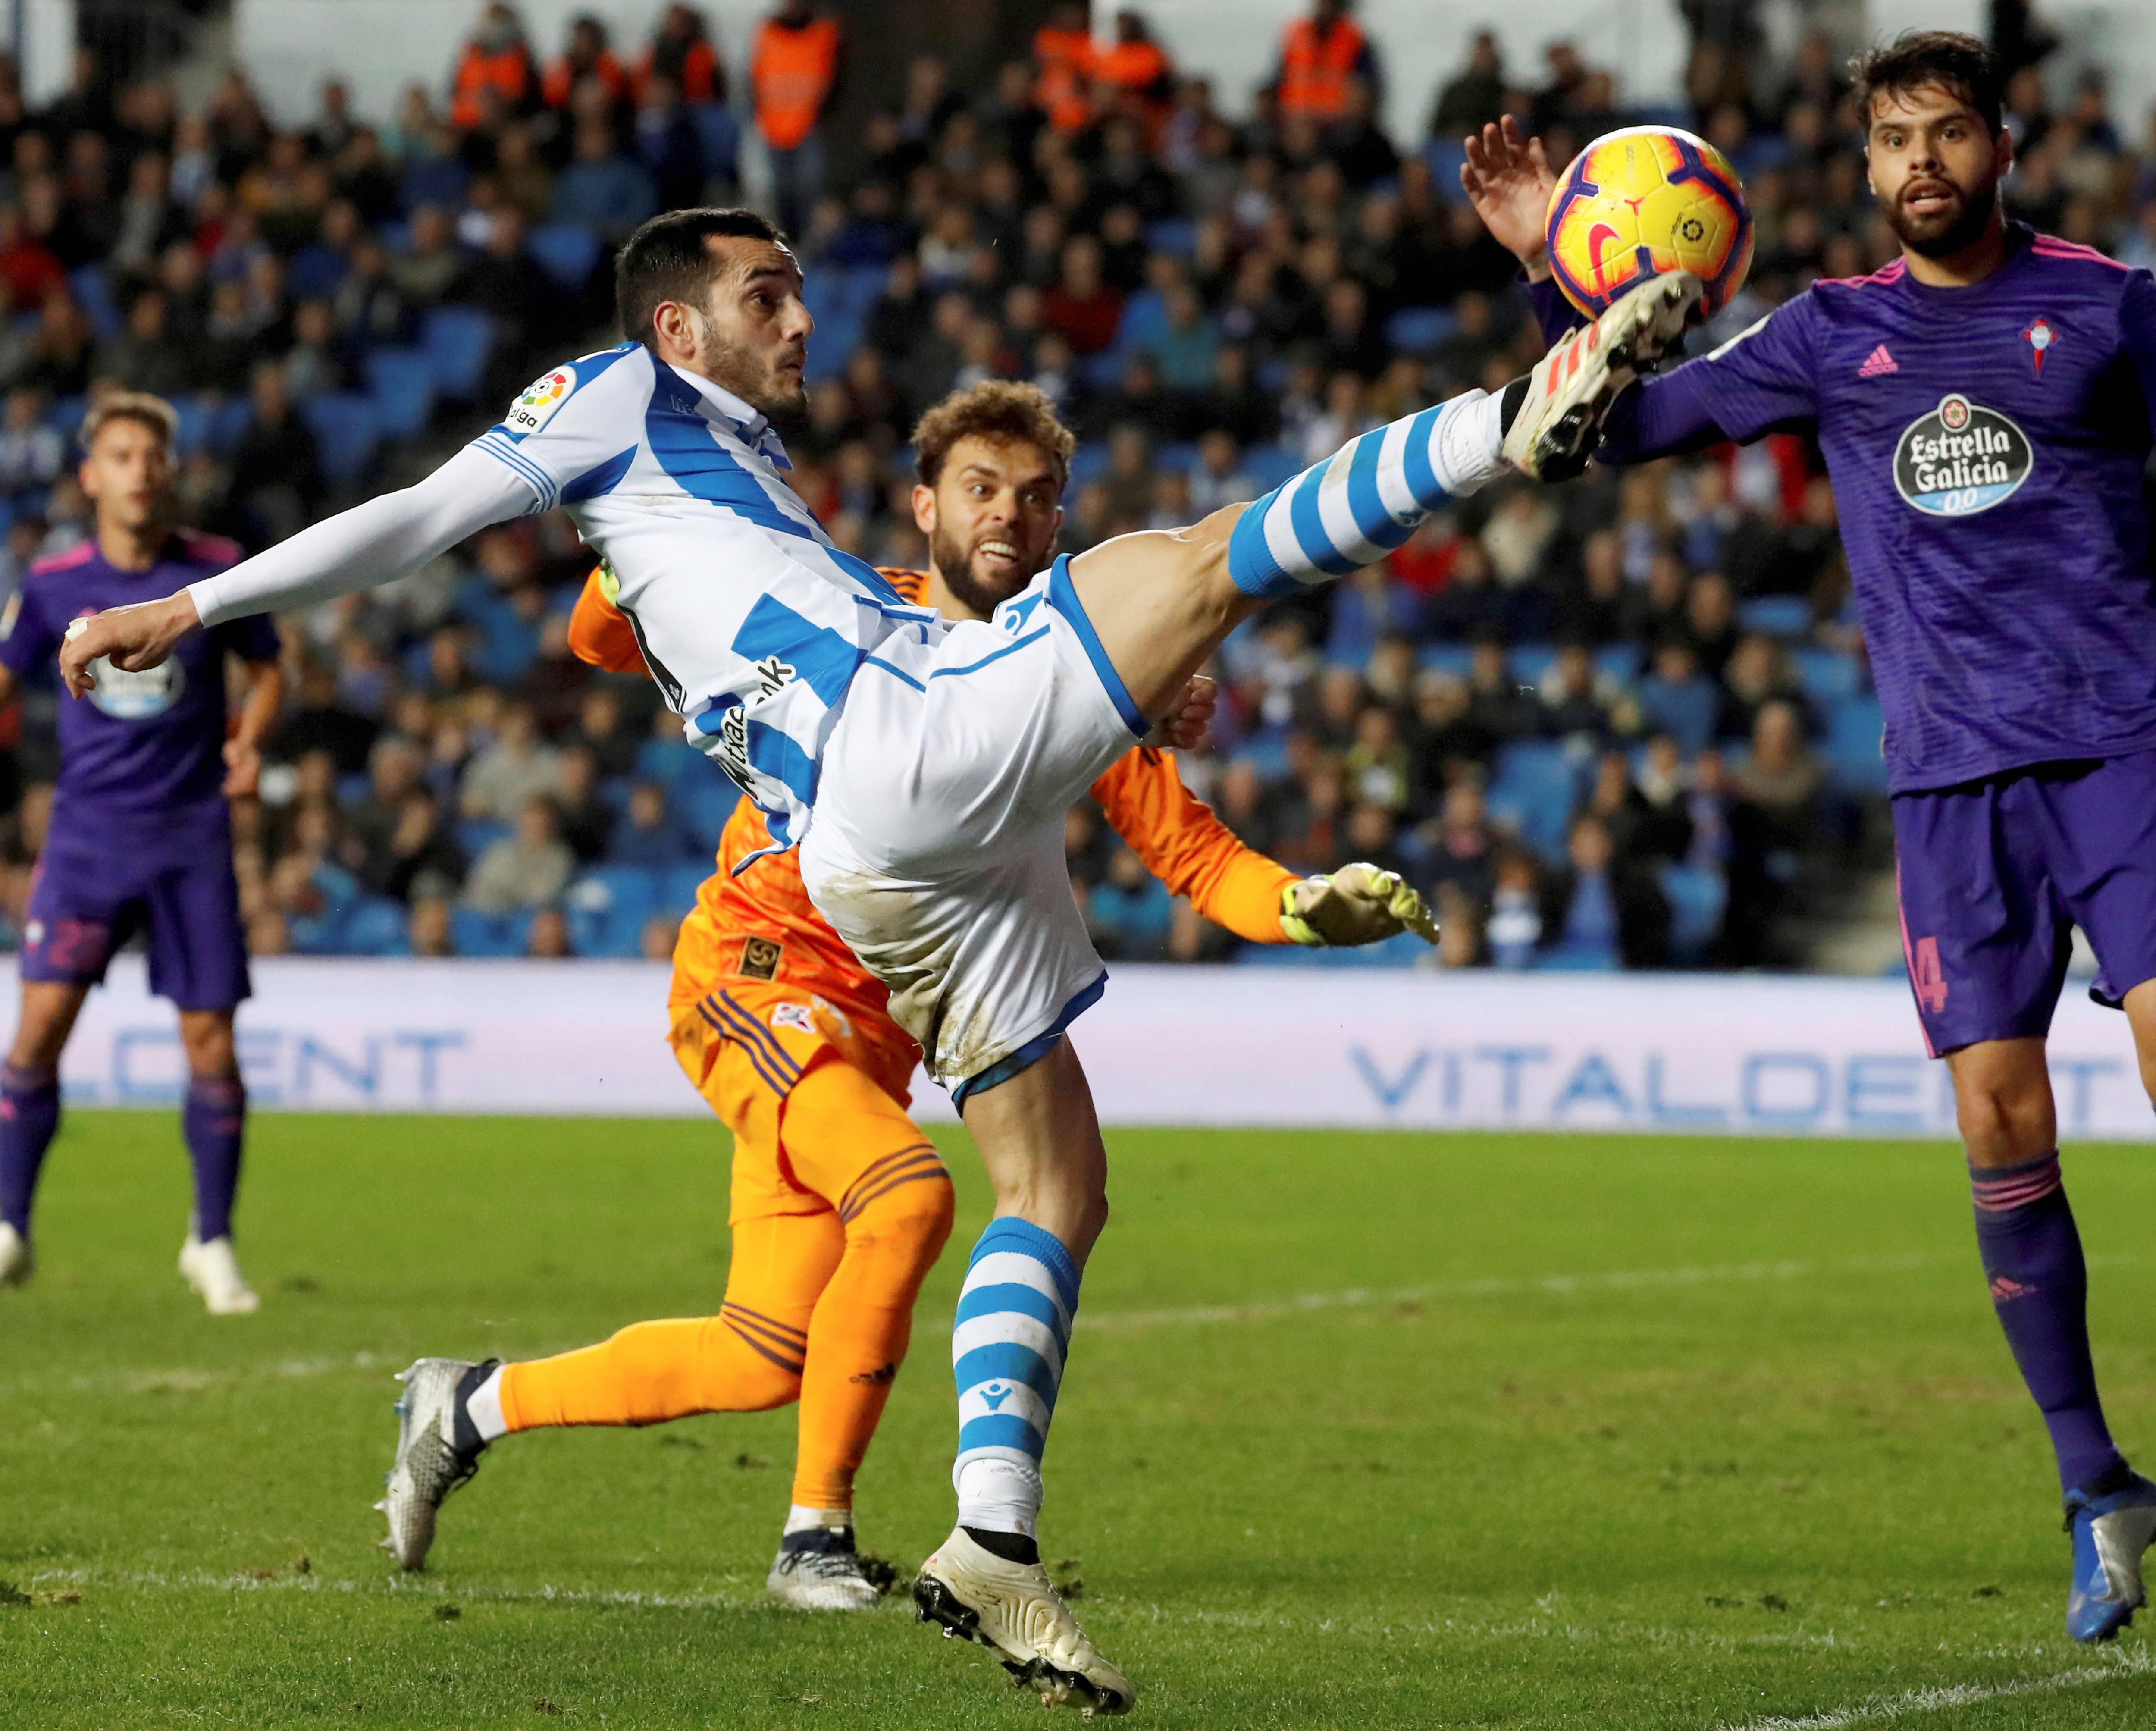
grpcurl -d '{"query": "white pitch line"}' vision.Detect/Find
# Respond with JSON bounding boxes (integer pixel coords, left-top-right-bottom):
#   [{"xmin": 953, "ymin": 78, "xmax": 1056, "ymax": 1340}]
[
  {"xmin": 1078, "ymin": 1254, "xmax": 1935, "ymax": 1333},
  {"xmin": 1716, "ymin": 1645, "xmax": 2156, "ymax": 1730}
]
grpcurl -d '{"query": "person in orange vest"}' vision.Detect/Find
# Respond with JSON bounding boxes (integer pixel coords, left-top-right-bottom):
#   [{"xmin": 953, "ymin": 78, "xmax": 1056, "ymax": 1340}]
[
  {"xmin": 1273, "ymin": 0, "xmax": 1378, "ymax": 125},
  {"xmin": 542, "ymin": 14, "xmax": 627, "ymax": 113},
  {"xmin": 752, "ymin": 0, "xmax": 841, "ymax": 236},
  {"xmin": 1031, "ymin": 1, "xmax": 1095, "ymax": 136},
  {"xmin": 1095, "ymin": 9, "xmax": 1175, "ymax": 131},
  {"xmin": 637, "ymin": 4, "xmax": 726, "ymax": 106},
  {"xmin": 449, "ymin": 2, "xmax": 536, "ymax": 131}
]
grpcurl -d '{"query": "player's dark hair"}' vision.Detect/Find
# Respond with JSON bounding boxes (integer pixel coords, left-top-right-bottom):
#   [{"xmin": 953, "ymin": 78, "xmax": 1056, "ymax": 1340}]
[
  {"xmin": 1852, "ymin": 31, "xmax": 2005, "ymax": 135},
  {"xmin": 912, "ymin": 381, "xmax": 1078, "ymax": 492},
  {"xmin": 614, "ymin": 207, "xmax": 787, "ymax": 351}
]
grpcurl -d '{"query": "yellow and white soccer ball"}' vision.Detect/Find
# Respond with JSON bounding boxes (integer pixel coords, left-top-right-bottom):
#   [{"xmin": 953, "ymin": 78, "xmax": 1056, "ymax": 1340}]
[{"xmin": 1545, "ymin": 125, "xmax": 1754, "ymax": 319}]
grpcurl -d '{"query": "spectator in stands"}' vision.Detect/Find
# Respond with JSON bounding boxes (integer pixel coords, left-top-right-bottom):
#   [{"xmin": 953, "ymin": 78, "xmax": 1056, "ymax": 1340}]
[
  {"xmin": 1273, "ymin": 0, "xmax": 1376, "ymax": 126},
  {"xmin": 608, "ymin": 780, "xmax": 694, "ymax": 868},
  {"xmin": 450, "ymin": 3, "xmax": 536, "ymax": 131},
  {"xmin": 552, "ymin": 121, "xmax": 655, "ymax": 243},
  {"xmin": 527, "ymin": 905, "xmax": 573, "ymax": 957},
  {"xmin": 225, "ymin": 362, "xmax": 325, "ymax": 544},
  {"xmin": 1432, "ymin": 31, "xmax": 1506, "ymax": 136},
  {"xmin": 464, "ymin": 794, "xmax": 574, "ymax": 915},
  {"xmin": 460, "ymin": 701, "xmax": 561, "ymax": 823},
  {"xmin": 409, "ymin": 892, "xmax": 454, "ymax": 956},
  {"xmin": 751, "ymin": 0, "xmax": 842, "ymax": 236},
  {"xmin": 1087, "ymin": 845, "xmax": 1174, "ymax": 960},
  {"xmin": 0, "ymin": 386, "xmax": 61, "ymax": 505},
  {"xmin": 640, "ymin": 6, "xmax": 725, "ymax": 104},
  {"xmin": 1539, "ymin": 813, "xmax": 1671, "ymax": 970},
  {"xmin": 543, "ymin": 15, "xmax": 627, "ymax": 113}
]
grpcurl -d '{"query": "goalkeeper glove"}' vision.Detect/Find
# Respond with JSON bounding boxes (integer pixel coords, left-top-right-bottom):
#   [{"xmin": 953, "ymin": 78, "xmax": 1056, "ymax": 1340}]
[{"xmin": 1279, "ymin": 863, "xmax": 1441, "ymax": 948}]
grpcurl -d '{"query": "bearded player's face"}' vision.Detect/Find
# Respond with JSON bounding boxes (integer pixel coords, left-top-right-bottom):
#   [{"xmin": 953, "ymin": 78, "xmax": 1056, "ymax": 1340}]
[
  {"xmin": 914, "ymin": 435, "xmax": 1065, "ymax": 620},
  {"xmin": 1865, "ymin": 80, "xmax": 2012, "ymax": 258},
  {"xmin": 688, "ymin": 238, "xmax": 812, "ymax": 414}
]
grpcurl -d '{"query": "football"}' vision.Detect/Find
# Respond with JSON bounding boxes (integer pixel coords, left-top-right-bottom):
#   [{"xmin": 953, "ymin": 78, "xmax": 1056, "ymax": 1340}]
[{"xmin": 1545, "ymin": 124, "xmax": 1754, "ymax": 318}]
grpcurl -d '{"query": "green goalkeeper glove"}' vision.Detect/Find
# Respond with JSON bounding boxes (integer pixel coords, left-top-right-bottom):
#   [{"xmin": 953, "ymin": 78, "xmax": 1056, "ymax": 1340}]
[{"xmin": 1279, "ymin": 864, "xmax": 1441, "ymax": 948}]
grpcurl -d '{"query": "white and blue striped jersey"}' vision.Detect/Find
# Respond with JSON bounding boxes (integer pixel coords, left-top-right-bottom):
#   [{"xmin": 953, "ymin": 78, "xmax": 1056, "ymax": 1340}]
[{"xmin": 470, "ymin": 343, "xmax": 940, "ymax": 852}]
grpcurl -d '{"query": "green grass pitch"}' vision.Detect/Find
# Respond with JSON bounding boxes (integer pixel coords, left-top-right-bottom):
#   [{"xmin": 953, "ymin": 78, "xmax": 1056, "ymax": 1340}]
[{"xmin": 7, "ymin": 1113, "xmax": 2156, "ymax": 1728}]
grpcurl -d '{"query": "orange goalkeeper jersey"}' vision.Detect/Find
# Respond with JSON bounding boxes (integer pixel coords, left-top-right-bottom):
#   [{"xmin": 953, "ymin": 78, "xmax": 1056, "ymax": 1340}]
[{"xmin": 568, "ymin": 565, "xmax": 1296, "ymax": 1053}]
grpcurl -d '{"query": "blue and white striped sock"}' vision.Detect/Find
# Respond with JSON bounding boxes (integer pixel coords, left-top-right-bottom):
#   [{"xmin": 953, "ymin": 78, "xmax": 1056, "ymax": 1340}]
[
  {"xmin": 1226, "ymin": 388, "xmax": 1506, "ymax": 601},
  {"xmin": 951, "ymin": 1216, "xmax": 1081, "ymax": 1538}
]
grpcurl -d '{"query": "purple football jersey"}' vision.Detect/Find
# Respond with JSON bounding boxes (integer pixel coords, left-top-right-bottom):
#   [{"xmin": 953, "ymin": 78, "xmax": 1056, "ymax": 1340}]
[
  {"xmin": 1539, "ymin": 224, "xmax": 2156, "ymax": 793},
  {"xmin": 0, "ymin": 530, "xmax": 279, "ymax": 825}
]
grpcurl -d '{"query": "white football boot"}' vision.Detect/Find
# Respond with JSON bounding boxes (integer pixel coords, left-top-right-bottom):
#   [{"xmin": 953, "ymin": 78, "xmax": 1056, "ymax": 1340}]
[
  {"xmin": 179, "ymin": 1235, "xmax": 260, "ymax": 1314},
  {"xmin": 377, "ymin": 1358, "xmax": 490, "ymax": 1570},
  {"xmin": 0, "ymin": 1221, "xmax": 31, "ymax": 1288},
  {"xmin": 1503, "ymin": 269, "xmax": 1702, "ymax": 480},
  {"xmin": 913, "ymin": 1527, "xmax": 1134, "ymax": 1715},
  {"xmin": 766, "ymin": 1527, "xmax": 885, "ymax": 1611}
]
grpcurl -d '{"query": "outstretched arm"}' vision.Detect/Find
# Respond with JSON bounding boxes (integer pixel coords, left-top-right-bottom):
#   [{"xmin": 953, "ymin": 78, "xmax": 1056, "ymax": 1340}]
[{"xmin": 60, "ymin": 445, "xmax": 533, "ymax": 696}]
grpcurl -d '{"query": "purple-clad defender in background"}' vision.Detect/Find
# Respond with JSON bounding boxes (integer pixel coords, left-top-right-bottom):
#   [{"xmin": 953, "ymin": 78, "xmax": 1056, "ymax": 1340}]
[
  {"xmin": 1467, "ymin": 32, "xmax": 2156, "ymax": 1645},
  {"xmin": 0, "ymin": 392, "xmax": 282, "ymax": 1314}
]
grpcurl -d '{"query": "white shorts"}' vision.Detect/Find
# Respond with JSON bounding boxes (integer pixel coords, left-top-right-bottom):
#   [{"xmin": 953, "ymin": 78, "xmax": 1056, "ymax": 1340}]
[{"xmin": 799, "ymin": 557, "xmax": 1147, "ymax": 1101}]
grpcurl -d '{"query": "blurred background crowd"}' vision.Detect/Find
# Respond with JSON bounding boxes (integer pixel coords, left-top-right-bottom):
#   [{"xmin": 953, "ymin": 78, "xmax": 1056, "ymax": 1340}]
[{"xmin": 0, "ymin": 0, "xmax": 2141, "ymax": 972}]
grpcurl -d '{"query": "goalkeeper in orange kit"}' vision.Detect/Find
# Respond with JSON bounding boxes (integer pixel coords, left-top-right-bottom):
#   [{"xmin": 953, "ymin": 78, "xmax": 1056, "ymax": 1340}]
[{"xmin": 378, "ymin": 382, "xmax": 1438, "ymax": 1606}]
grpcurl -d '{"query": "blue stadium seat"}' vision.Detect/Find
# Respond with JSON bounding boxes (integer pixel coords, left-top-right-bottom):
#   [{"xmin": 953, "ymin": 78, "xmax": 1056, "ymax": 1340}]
[
  {"xmin": 1639, "ymin": 677, "xmax": 1718, "ymax": 755},
  {"xmin": 1242, "ymin": 444, "xmax": 1304, "ymax": 490},
  {"xmin": 529, "ymin": 223, "xmax": 604, "ymax": 290},
  {"xmin": 366, "ymin": 348, "xmax": 436, "ymax": 439},
  {"xmin": 300, "ymin": 393, "xmax": 379, "ymax": 486},
  {"xmin": 1417, "ymin": 644, "xmax": 1475, "ymax": 677},
  {"xmin": 674, "ymin": 772, "xmax": 739, "ymax": 851},
  {"xmin": 1153, "ymin": 441, "xmax": 1200, "ymax": 475},
  {"xmin": 1658, "ymin": 863, "xmax": 1728, "ymax": 966},
  {"xmin": 1383, "ymin": 306, "xmax": 1456, "ymax": 354},
  {"xmin": 170, "ymin": 396, "xmax": 211, "ymax": 458},
  {"xmin": 208, "ymin": 394, "xmax": 254, "ymax": 452},
  {"xmin": 1236, "ymin": 929, "xmax": 1428, "ymax": 968},
  {"xmin": 1487, "ymin": 741, "xmax": 1583, "ymax": 860},
  {"xmin": 634, "ymin": 733, "xmax": 701, "ymax": 786},
  {"xmin": 661, "ymin": 862, "xmax": 709, "ymax": 914},
  {"xmin": 1145, "ymin": 218, "xmax": 1197, "ymax": 259},
  {"xmin": 1115, "ymin": 288, "xmax": 1169, "ymax": 356},
  {"xmin": 451, "ymin": 906, "xmax": 533, "ymax": 958},
  {"xmin": 69, "ymin": 266, "xmax": 122, "ymax": 340},
  {"xmin": 1538, "ymin": 945, "xmax": 1622, "ymax": 973},
  {"xmin": 1067, "ymin": 443, "xmax": 1113, "ymax": 489},
  {"xmin": 1594, "ymin": 643, "xmax": 1642, "ymax": 684},
  {"xmin": 46, "ymin": 393, "xmax": 85, "ymax": 438},
  {"xmin": 690, "ymin": 101, "xmax": 741, "ymax": 183},
  {"xmin": 1423, "ymin": 141, "xmax": 1471, "ymax": 201},
  {"xmin": 454, "ymin": 818, "xmax": 509, "ymax": 857},
  {"xmin": 1739, "ymin": 595, "xmax": 1813, "ymax": 637},
  {"xmin": 1823, "ymin": 694, "xmax": 1888, "ymax": 793},
  {"xmin": 340, "ymin": 897, "xmax": 411, "ymax": 957},
  {"xmin": 566, "ymin": 866, "xmax": 658, "ymax": 958},
  {"xmin": 1791, "ymin": 646, "xmax": 1861, "ymax": 707},
  {"xmin": 422, "ymin": 307, "xmax": 495, "ymax": 402},
  {"xmin": 803, "ymin": 310, "xmax": 860, "ymax": 384},
  {"xmin": 1507, "ymin": 642, "xmax": 1559, "ymax": 687}
]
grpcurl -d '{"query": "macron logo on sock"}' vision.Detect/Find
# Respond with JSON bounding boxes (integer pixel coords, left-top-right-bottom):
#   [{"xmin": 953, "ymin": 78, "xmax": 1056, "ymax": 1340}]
[{"xmin": 1858, "ymin": 344, "xmax": 1899, "ymax": 378}]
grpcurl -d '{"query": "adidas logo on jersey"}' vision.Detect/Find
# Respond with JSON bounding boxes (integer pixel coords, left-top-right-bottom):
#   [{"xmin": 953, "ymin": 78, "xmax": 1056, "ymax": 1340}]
[{"xmin": 1858, "ymin": 344, "xmax": 1899, "ymax": 377}]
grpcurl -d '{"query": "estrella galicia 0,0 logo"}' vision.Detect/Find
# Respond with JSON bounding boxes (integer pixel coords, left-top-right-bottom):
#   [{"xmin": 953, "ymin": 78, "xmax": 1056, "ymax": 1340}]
[{"xmin": 1893, "ymin": 393, "xmax": 2033, "ymax": 516}]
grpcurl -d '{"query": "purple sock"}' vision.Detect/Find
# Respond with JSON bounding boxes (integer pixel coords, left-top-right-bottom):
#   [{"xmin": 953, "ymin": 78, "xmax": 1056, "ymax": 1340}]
[
  {"xmin": 0, "ymin": 1063, "xmax": 60, "ymax": 1235},
  {"xmin": 1972, "ymin": 1152, "xmax": 2122, "ymax": 1494},
  {"xmin": 183, "ymin": 1076, "xmax": 247, "ymax": 1243}
]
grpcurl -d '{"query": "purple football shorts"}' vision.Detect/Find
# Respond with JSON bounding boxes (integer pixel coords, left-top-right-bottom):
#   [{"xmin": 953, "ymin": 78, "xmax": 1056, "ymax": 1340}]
[
  {"xmin": 1892, "ymin": 750, "xmax": 2156, "ymax": 1055},
  {"xmin": 21, "ymin": 813, "xmax": 250, "ymax": 1010}
]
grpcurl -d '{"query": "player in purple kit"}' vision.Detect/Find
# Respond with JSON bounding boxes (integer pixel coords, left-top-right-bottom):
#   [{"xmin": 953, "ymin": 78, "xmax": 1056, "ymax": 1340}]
[
  {"xmin": 1464, "ymin": 31, "xmax": 2156, "ymax": 1641},
  {"xmin": 0, "ymin": 393, "xmax": 282, "ymax": 1313}
]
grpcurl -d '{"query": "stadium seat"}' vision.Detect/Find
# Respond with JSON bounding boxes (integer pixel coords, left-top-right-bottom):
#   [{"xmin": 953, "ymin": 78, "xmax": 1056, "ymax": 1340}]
[
  {"xmin": 1422, "ymin": 140, "xmax": 1471, "ymax": 201},
  {"xmin": 566, "ymin": 867, "xmax": 659, "ymax": 958},
  {"xmin": 208, "ymin": 395, "xmax": 254, "ymax": 452},
  {"xmin": 450, "ymin": 906, "xmax": 534, "ymax": 958},
  {"xmin": 1416, "ymin": 644, "xmax": 1475, "ymax": 677},
  {"xmin": 1153, "ymin": 441, "xmax": 1199, "ymax": 475},
  {"xmin": 1066, "ymin": 444, "xmax": 1113, "ymax": 490},
  {"xmin": 689, "ymin": 101, "xmax": 741, "ymax": 184},
  {"xmin": 1145, "ymin": 218, "xmax": 1197, "ymax": 258},
  {"xmin": 68, "ymin": 266, "xmax": 122, "ymax": 340},
  {"xmin": 1507, "ymin": 643, "xmax": 1559, "ymax": 687},
  {"xmin": 1383, "ymin": 306, "xmax": 1456, "ymax": 354},
  {"xmin": 170, "ymin": 396, "xmax": 211, "ymax": 459},
  {"xmin": 661, "ymin": 862, "xmax": 709, "ymax": 914},
  {"xmin": 339, "ymin": 897, "xmax": 411, "ymax": 957},
  {"xmin": 422, "ymin": 307, "xmax": 495, "ymax": 403},
  {"xmin": 634, "ymin": 733, "xmax": 701, "ymax": 786},
  {"xmin": 1658, "ymin": 863, "xmax": 1728, "ymax": 966},
  {"xmin": 1486, "ymin": 741, "xmax": 1583, "ymax": 860},
  {"xmin": 1237, "ymin": 929, "xmax": 1429, "ymax": 968},
  {"xmin": 46, "ymin": 393, "xmax": 85, "ymax": 437},
  {"xmin": 366, "ymin": 348, "xmax": 436, "ymax": 440},
  {"xmin": 1242, "ymin": 444, "xmax": 1304, "ymax": 491},
  {"xmin": 1791, "ymin": 646, "xmax": 1861, "ymax": 707},
  {"xmin": 674, "ymin": 772, "xmax": 739, "ymax": 852},
  {"xmin": 1594, "ymin": 644, "xmax": 1642, "ymax": 684},
  {"xmin": 1823, "ymin": 694, "xmax": 1888, "ymax": 793},
  {"xmin": 529, "ymin": 223, "xmax": 604, "ymax": 290},
  {"xmin": 300, "ymin": 393, "xmax": 379, "ymax": 486},
  {"xmin": 455, "ymin": 818, "xmax": 509, "ymax": 857},
  {"xmin": 1739, "ymin": 595, "xmax": 1813, "ymax": 637}
]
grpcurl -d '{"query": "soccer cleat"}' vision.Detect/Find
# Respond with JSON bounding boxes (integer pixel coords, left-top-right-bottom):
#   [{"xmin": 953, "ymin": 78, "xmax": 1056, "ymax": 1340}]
[
  {"xmin": 179, "ymin": 1235, "xmax": 259, "ymax": 1314},
  {"xmin": 377, "ymin": 1358, "xmax": 490, "ymax": 1571},
  {"xmin": 2065, "ymin": 1471, "xmax": 2156, "ymax": 1641},
  {"xmin": 1503, "ymin": 270, "xmax": 1702, "ymax": 481},
  {"xmin": 0, "ymin": 1221, "xmax": 31, "ymax": 1288},
  {"xmin": 766, "ymin": 1526, "xmax": 884, "ymax": 1611},
  {"xmin": 913, "ymin": 1527, "xmax": 1134, "ymax": 1715}
]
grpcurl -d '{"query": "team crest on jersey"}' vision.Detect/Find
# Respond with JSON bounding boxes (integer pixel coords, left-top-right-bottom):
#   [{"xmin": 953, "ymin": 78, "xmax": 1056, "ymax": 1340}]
[
  {"xmin": 740, "ymin": 936, "xmax": 783, "ymax": 980},
  {"xmin": 504, "ymin": 365, "xmax": 575, "ymax": 437},
  {"xmin": 771, "ymin": 1002, "xmax": 817, "ymax": 1034},
  {"xmin": 1893, "ymin": 394, "xmax": 2033, "ymax": 517},
  {"xmin": 2024, "ymin": 318, "xmax": 2056, "ymax": 375}
]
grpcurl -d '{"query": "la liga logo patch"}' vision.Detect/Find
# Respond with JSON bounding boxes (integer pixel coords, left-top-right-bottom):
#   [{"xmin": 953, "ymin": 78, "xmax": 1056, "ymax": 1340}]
[
  {"xmin": 1893, "ymin": 393, "xmax": 2033, "ymax": 517},
  {"xmin": 505, "ymin": 366, "xmax": 575, "ymax": 436}
]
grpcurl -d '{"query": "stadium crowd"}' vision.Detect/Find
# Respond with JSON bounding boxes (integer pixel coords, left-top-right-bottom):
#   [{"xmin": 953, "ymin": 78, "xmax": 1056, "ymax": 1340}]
[{"xmin": 0, "ymin": 3, "xmax": 2139, "ymax": 971}]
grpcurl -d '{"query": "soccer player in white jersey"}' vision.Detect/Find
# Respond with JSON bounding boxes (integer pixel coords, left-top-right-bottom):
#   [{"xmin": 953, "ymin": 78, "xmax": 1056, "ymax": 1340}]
[{"xmin": 61, "ymin": 207, "xmax": 1691, "ymax": 1713}]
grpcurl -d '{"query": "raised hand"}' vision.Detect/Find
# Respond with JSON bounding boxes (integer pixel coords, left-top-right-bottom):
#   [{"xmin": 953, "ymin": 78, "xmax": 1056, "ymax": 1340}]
[
  {"xmin": 1461, "ymin": 116, "xmax": 1558, "ymax": 280},
  {"xmin": 1153, "ymin": 672, "xmax": 1217, "ymax": 751}
]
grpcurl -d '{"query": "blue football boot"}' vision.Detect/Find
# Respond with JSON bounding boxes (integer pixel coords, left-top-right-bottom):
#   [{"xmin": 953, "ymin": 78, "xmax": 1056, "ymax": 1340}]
[{"xmin": 2064, "ymin": 1471, "xmax": 2156, "ymax": 1642}]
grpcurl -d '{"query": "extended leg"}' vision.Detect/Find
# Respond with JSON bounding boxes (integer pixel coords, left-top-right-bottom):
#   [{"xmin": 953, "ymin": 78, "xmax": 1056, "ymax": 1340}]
[
  {"xmin": 174, "ymin": 1009, "xmax": 257, "ymax": 1314},
  {"xmin": 1950, "ymin": 1035, "xmax": 2154, "ymax": 1641},
  {"xmin": 0, "ymin": 981, "xmax": 88, "ymax": 1283}
]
